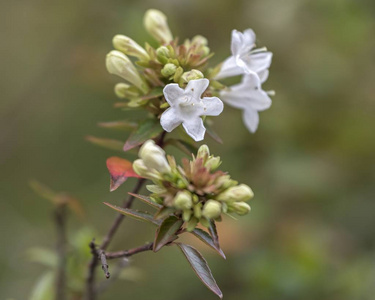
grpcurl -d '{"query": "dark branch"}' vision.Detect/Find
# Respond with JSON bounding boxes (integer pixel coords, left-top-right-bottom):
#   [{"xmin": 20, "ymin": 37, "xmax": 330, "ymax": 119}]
[
  {"xmin": 99, "ymin": 250, "xmax": 110, "ymax": 279},
  {"xmin": 105, "ymin": 242, "xmax": 153, "ymax": 260}
]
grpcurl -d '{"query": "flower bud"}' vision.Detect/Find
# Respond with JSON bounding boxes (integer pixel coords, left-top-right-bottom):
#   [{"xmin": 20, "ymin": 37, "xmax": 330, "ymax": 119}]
[
  {"xmin": 216, "ymin": 184, "xmax": 254, "ymax": 202},
  {"xmin": 193, "ymin": 202, "xmax": 202, "ymax": 219},
  {"xmin": 114, "ymin": 83, "xmax": 140, "ymax": 99},
  {"xmin": 231, "ymin": 202, "xmax": 251, "ymax": 215},
  {"xmin": 183, "ymin": 209, "xmax": 192, "ymax": 222},
  {"xmin": 132, "ymin": 159, "xmax": 149, "ymax": 178},
  {"xmin": 186, "ymin": 217, "xmax": 199, "ymax": 232},
  {"xmin": 174, "ymin": 191, "xmax": 192, "ymax": 210},
  {"xmin": 161, "ymin": 63, "xmax": 177, "ymax": 78},
  {"xmin": 205, "ymin": 156, "xmax": 221, "ymax": 171},
  {"xmin": 113, "ymin": 35, "xmax": 150, "ymax": 61},
  {"xmin": 106, "ymin": 50, "xmax": 148, "ymax": 93},
  {"xmin": 179, "ymin": 69, "xmax": 204, "ymax": 85},
  {"xmin": 139, "ymin": 140, "xmax": 171, "ymax": 174},
  {"xmin": 197, "ymin": 144, "xmax": 210, "ymax": 160},
  {"xmin": 192, "ymin": 35, "xmax": 208, "ymax": 47},
  {"xmin": 156, "ymin": 46, "xmax": 170, "ymax": 64},
  {"xmin": 144, "ymin": 9, "xmax": 173, "ymax": 44},
  {"xmin": 202, "ymin": 200, "xmax": 222, "ymax": 219}
]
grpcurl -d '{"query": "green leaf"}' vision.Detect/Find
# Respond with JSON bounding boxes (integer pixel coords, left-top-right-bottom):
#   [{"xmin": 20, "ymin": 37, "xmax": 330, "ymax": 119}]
[
  {"xmin": 86, "ymin": 136, "xmax": 124, "ymax": 151},
  {"xmin": 98, "ymin": 120, "xmax": 137, "ymax": 131},
  {"xmin": 30, "ymin": 272, "xmax": 55, "ymax": 300},
  {"xmin": 176, "ymin": 243, "xmax": 223, "ymax": 298},
  {"xmin": 154, "ymin": 206, "xmax": 175, "ymax": 220},
  {"xmin": 153, "ymin": 216, "xmax": 183, "ymax": 252},
  {"xmin": 123, "ymin": 119, "xmax": 164, "ymax": 152},
  {"xmin": 190, "ymin": 228, "xmax": 226, "ymax": 259},
  {"xmin": 208, "ymin": 220, "xmax": 220, "ymax": 249},
  {"xmin": 166, "ymin": 138, "xmax": 198, "ymax": 156},
  {"xmin": 103, "ymin": 203, "xmax": 160, "ymax": 225},
  {"xmin": 128, "ymin": 193, "xmax": 162, "ymax": 209}
]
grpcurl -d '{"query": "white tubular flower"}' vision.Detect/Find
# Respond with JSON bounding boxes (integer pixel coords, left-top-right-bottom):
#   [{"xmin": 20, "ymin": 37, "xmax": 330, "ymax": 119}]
[
  {"xmin": 144, "ymin": 9, "xmax": 173, "ymax": 44},
  {"xmin": 113, "ymin": 35, "xmax": 150, "ymax": 61},
  {"xmin": 106, "ymin": 50, "xmax": 148, "ymax": 94},
  {"xmin": 160, "ymin": 79, "xmax": 224, "ymax": 141},
  {"xmin": 215, "ymin": 29, "xmax": 272, "ymax": 80},
  {"xmin": 220, "ymin": 71, "xmax": 272, "ymax": 133},
  {"xmin": 139, "ymin": 140, "xmax": 171, "ymax": 174}
]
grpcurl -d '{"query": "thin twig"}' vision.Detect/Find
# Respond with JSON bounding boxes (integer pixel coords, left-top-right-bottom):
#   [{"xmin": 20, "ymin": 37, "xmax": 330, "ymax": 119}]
[
  {"xmin": 99, "ymin": 250, "xmax": 110, "ymax": 279},
  {"xmin": 105, "ymin": 242, "xmax": 154, "ymax": 260},
  {"xmin": 54, "ymin": 205, "xmax": 67, "ymax": 300}
]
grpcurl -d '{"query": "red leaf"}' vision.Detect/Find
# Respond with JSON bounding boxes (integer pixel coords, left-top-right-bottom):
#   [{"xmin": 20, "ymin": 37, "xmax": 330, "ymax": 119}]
[{"xmin": 106, "ymin": 157, "xmax": 142, "ymax": 192}]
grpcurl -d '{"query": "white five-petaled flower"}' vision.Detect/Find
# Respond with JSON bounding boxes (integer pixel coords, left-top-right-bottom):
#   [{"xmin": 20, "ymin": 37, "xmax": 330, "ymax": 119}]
[
  {"xmin": 215, "ymin": 29, "xmax": 272, "ymax": 80},
  {"xmin": 220, "ymin": 71, "xmax": 272, "ymax": 133},
  {"xmin": 160, "ymin": 79, "xmax": 224, "ymax": 141}
]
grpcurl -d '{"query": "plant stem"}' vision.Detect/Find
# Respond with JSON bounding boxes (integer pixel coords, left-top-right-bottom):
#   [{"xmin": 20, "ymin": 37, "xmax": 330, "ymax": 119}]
[
  {"xmin": 54, "ymin": 205, "xmax": 67, "ymax": 300},
  {"xmin": 105, "ymin": 242, "xmax": 153, "ymax": 259}
]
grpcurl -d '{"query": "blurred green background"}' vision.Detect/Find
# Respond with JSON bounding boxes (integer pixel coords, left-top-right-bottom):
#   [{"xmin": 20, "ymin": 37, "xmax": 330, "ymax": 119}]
[{"xmin": 1, "ymin": 0, "xmax": 375, "ymax": 299}]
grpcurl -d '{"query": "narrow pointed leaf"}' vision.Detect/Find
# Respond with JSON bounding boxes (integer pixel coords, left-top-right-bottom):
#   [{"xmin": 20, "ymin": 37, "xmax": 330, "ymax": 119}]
[
  {"xmin": 153, "ymin": 216, "xmax": 183, "ymax": 252},
  {"xmin": 176, "ymin": 243, "xmax": 223, "ymax": 298},
  {"xmin": 103, "ymin": 203, "xmax": 160, "ymax": 225},
  {"xmin": 154, "ymin": 206, "xmax": 175, "ymax": 220},
  {"xmin": 208, "ymin": 220, "xmax": 220, "ymax": 249},
  {"xmin": 86, "ymin": 136, "xmax": 125, "ymax": 151},
  {"xmin": 205, "ymin": 123, "xmax": 223, "ymax": 144},
  {"xmin": 106, "ymin": 157, "xmax": 142, "ymax": 192},
  {"xmin": 98, "ymin": 121, "xmax": 137, "ymax": 131},
  {"xmin": 190, "ymin": 228, "xmax": 226, "ymax": 259},
  {"xmin": 128, "ymin": 193, "xmax": 162, "ymax": 209},
  {"xmin": 123, "ymin": 119, "xmax": 164, "ymax": 152}
]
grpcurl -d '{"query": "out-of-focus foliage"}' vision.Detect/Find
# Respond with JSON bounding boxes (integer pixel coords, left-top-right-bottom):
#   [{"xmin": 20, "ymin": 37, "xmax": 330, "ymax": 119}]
[{"xmin": 1, "ymin": 0, "xmax": 375, "ymax": 299}]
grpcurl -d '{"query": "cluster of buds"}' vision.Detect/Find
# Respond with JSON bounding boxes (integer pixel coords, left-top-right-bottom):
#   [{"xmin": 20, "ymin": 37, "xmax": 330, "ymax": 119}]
[
  {"xmin": 133, "ymin": 140, "xmax": 253, "ymax": 231},
  {"xmin": 105, "ymin": 9, "xmax": 274, "ymax": 141}
]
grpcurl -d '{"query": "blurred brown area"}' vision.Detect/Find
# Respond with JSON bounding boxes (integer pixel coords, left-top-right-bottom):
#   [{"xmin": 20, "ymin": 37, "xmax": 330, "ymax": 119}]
[{"xmin": 1, "ymin": 0, "xmax": 375, "ymax": 299}]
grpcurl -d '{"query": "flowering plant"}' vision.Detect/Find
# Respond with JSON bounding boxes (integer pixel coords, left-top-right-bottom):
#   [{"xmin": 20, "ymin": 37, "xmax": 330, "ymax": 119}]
[{"xmin": 30, "ymin": 8, "xmax": 274, "ymax": 300}]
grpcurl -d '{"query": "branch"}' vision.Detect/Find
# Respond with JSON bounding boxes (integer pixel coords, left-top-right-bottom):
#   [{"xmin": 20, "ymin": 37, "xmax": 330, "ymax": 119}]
[
  {"xmin": 105, "ymin": 242, "xmax": 153, "ymax": 260},
  {"xmin": 54, "ymin": 205, "xmax": 67, "ymax": 300}
]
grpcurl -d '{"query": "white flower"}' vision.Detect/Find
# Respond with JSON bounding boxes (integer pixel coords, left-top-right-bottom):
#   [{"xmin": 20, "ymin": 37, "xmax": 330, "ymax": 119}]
[
  {"xmin": 215, "ymin": 29, "xmax": 272, "ymax": 80},
  {"xmin": 220, "ymin": 71, "xmax": 272, "ymax": 133},
  {"xmin": 160, "ymin": 79, "xmax": 224, "ymax": 141},
  {"xmin": 139, "ymin": 140, "xmax": 171, "ymax": 174}
]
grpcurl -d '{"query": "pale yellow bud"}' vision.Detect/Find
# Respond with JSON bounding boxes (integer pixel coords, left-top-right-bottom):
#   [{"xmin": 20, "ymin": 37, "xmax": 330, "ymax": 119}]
[
  {"xmin": 232, "ymin": 202, "xmax": 251, "ymax": 215},
  {"xmin": 113, "ymin": 35, "xmax": 150, "ymax": 61},
  {"xmin": 193, "ymin": 202, "xmax": 202, "ymax": 219},
  {"xmin": 205, "ymin": 156, "xmax": 221, "ymax": 171},
  {"xmin": 106, "ymin": 50, "xmax": 148, "ymax": 93},
  {"xmin": 144, "ymin": 9, "xmax": 173, "ymax": 44},
  {"xmin": 179, "ymin": 69, "xmax": 204, "ymax": 85},
  {"xmin": 216, "ymin": 184, "xmax": 254, "ymax": 202},
  {"xmin": 161, "ymin": 63, "xmax": 177, "ymax": 78},
  {"xmin": 114, "ymin": 83, "xmax": 140, "ymax": 99},
  {"xmin": 174, "ymin": 191, "xmax": 193, "ymax": 210},
  {"xmin": 139, "ymin": 140, "xmax": 171, "ymax": 174},
  {"xmin": 156, "ymin": 46, "xmax": 170, "ymax": 64},
  {"xmin": 202, "ymin": 200, "xmax": 222, "ymax": 219},
  {"xmin": 192, "ymin": 35, "xmax": 208, "ymax": 46},
  {"xmin": 197, "ymin": 144, "xmax": 210, "ymax": 160},
  {"xmin": 183, "ymin": 209, "xmax": 192, "ymax": 222}
]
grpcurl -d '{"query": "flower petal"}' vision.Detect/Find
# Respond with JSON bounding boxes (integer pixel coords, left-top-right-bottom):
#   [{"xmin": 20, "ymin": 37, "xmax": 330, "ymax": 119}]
[
  {"xmin": 186, "ymin": 78, "xmax": 209, "ymax": 100},
  {"xmin": 200, "ymin": 97, "xmax": 224, "ymax": 116},
  {"xmin": 214, "ymin": 56, "xmax": 243, "ymax": 80},
  {"xmin": 163, "ymin": 83, "xmax": 184, "ymax": 106},
  {"xmin": 230, "ymin": 30, "xmax": 243, "ymax": 56},
  {"xmin": 160, "ymin": 107, "xmax": 182, "ymax": 132},
  {"xmin": 242, "ymin": 109, "xmax": 259, "ymax": 133},
  {"xmin": 240, "ymin": 51, "xmax": 273, "ymax": 74},
  {"xmin": 258, "ymin": 69, "xmax": 269, "ymax": 83},
  {"xmin": 182, "ymin": 118, "xmax": 206, "ymax": 141}
]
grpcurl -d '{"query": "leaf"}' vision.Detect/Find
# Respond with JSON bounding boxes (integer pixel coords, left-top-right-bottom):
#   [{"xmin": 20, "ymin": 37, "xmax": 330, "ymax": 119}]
[
  {"xmin": 103, "ymin": 202, "xmax": 160, "ymax": 225},
  {"xmin": 154, "ymin": 206, "xmax": 175, "ymax": 220},
  {"xmin": 153, "ymin": 216, "xmax": 183, "ymax": 252},
  {"xmin": 208, "ymin": 220, "xmax": 220, "ymax": 250},
  {"xmin": 190, "ymin": 229, "xmax": 226, "ymax": 259},
  {"xmin": 176, "ymin": 243, "xmax": 223, "ymax": 298},
  {"xmin": 106, "ymin": 157, "xmax": 142, "ymax": 192},
  {"xmin": 123, "ymin": 119, "xmax": 164, "ymax": 152},
  {"xmin": 205, "ymin": 122, "xmax": 223, "ymax": 144},
  {"xmin": 30, "ymin": 272, "xmax": 55, "ymax": 300},
  {"xmin": 29, "ymin": 180, "xmax": 57, "ymax": 203},
  {"xmin": 128, "ymin": 193, "xmax": 162, "ymax": 209},
  {"xmin": 86, "ymin": 136, "xmax": 124, "ymax": 151},
  {"xmin": 166, "ymin": 139, "xmax": 198, "ymax": 156},
  {"xmin": 98, "ymin": 120, "xmax": 137, "ymax": 131}
]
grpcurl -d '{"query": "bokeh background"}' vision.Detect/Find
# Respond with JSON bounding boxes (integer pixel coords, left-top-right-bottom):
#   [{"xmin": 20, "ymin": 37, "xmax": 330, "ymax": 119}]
[{"xmin": 1, "ymin": 0, "xmax": 375, "ymax": 299}]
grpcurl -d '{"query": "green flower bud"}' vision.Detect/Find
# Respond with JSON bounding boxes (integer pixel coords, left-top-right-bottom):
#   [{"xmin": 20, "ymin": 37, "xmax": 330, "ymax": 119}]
[
  {"xmin": 156, "ymin": 46, "xmax": 170, "ymax": 64},
  {"xmin": 173, "ymin": 66, "xmax": 184, "ymax": 82},
  {"xmin": 231, "ymin": 202, "xmax": 251, "ymax": 215},
  {"xmin": 197, "ymin": 144, "xmax": 210, "ymax": 160},
  {"xmin": 114, "ymin": 83, "xmax": 140, "ymax": 99},
  {"xmin": 139, "ymin": 140, "xmax": 171, "ymax": 174},
  {"xmin": 183, "ymin": 209, "xmax": 192, "ymax": 222},
  {"xmin": 113, "ymin": 35, "xmax": 150, "ymax": 61},
  {"xmin": 106, "ymin": 50, "xmax": 148, "ymax": 93},
  {"xmin": 202, "ymin": 200, "xmax": 222, "ymax": 219},
  {"xmin": 179, "ymin": 69, "xmax": 204, "ymax": 85},
  {"xmin": 144, "ymin": 9, "xmax": 173, "ymax": 44},
  {"xmin": 205, "ymin": 156, "xmax": 221, "ymax": 171},
  {"xmin": 146, "ymin": 185, "xmax": 166, "ymax": 194},
  {"xmin": 193, "ymin": 202, "xmax": 202, "ymax": 219},
  {"xmin": 161, "ymin": 63, "xmax": 177, "ymax": 78},
  {"xmin": 186, "ymin": 217, "xmax": 199, "ymax": 232},
  {"xmin": 216, "ymin": 184, "xmax": 254, "ymax": 202},
  {"xmin": 174, "ymin": 191, "xmax": 193, "ymax": 210}
]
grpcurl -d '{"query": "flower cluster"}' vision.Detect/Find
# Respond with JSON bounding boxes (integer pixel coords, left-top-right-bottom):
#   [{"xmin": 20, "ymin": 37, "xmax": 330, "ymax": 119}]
[
  {"xmin": 133, "ymin": 140, "xmax": 253, "ymax": 231},
  {"xmin": 105, "ymin": 9, "xmax": 273, "ymax": 141}
]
